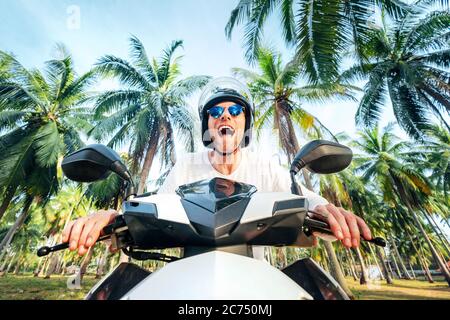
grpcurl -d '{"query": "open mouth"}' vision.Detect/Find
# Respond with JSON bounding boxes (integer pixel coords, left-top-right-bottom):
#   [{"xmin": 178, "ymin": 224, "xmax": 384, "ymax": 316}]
[{"xmin": 218, "ymin": 125, "xmax": 235, "ymax": 137}]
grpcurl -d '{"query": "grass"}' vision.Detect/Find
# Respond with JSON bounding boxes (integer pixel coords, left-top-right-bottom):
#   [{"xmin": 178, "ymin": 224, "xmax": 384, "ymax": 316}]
[
  {"xmin": 0, "ymin": 274, "xmax": 98, "ymax": 300},
  {"xmin": 346, "ymin": 276, "xmax": 450, "ymax": 300},
  {"xmin": 0, "ymin": 274, "xmax": 449, "ymax": 300}
]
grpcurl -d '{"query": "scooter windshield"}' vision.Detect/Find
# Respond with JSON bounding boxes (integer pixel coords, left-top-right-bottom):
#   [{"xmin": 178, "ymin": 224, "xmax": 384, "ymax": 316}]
[{"xmin": 176, "ymin": 178, "xmax": 257, "ymax": 212}]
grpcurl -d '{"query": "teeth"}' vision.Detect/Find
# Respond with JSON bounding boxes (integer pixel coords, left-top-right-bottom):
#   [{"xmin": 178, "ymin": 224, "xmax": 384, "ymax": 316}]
[{"xmin": 218, "ymin": 125, "xmax": 235, "ymax": 135}]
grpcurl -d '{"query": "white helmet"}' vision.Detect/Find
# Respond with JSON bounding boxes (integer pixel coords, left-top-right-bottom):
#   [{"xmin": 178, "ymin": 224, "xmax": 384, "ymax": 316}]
[{"xmin": 198, "ymin": 77, "xmax": 254, "ymax": 148}]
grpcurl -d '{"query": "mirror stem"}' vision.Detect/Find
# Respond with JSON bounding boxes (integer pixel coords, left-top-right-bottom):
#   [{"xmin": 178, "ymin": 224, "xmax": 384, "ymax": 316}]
[
  {"xmin": 290, "ymin": 171, "xmax": 304, "ymax": 196},
  {"xmin": 124, "ymin": 181, "xmax": 136, "ymax": 200}
]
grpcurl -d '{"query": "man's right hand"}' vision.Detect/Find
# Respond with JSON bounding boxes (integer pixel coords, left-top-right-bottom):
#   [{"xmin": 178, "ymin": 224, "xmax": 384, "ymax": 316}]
[{"xmin": 62, "ymin": 209, "xmax": 119, "ymax": 256}]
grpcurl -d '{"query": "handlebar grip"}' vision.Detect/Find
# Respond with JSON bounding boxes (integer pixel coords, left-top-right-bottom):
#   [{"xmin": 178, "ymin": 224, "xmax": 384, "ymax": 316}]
[
  {"xmin": 303, "ymin": 216, "xmax": 386, "ymax": 247},
  {"xmin": 37, "ymin": 243, "xmax": 69, "ymax": 257},
  {"xmin": 37, "ymin": 216, "xmax": 128, "ymax": 257}
]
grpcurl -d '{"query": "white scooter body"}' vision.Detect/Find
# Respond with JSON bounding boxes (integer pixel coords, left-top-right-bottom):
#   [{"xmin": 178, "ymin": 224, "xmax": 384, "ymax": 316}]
[
  {"xmin": 85, "ymin": 179, "xmax": 348, "ymax": 300},
  {"xmin": 121, "ymin": 251, "xmax": 312, "ymax": 300}
]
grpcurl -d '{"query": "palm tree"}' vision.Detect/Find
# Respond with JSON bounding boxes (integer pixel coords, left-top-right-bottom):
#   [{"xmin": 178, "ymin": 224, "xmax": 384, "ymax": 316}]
[
  {"xmin": 0, "ymin": 46, "xmax": 94, "ymax": 251},
  {"xmin": 232, "ymin": 47, "xmax": 357, "ymax": 165},
  {"xmin": 90, "ymin": 36, "xmax": 210, "ymax": 194},
  {"xmin": 233, "ymin": 47, "xmax": 358, "ymax": 297},
  {"xmin": 225, "ymin": 0, "xmax": 409, "ymax": 82},
  {"xmin": 341, "ymin": 8, "xmax": 450, "ymax": 139},
  {"xmin": 417, "ymin": 125, "xmax": 449, "ymax": 199},
  {"xmin": 352, "ymin": 123, "xmax": 450, "ymax": 285}
]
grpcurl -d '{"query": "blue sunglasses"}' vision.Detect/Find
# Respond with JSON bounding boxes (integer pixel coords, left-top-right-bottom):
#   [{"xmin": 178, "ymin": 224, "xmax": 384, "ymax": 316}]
[{"xmin": 207, "ymin": 104, "xmax": 245, "ymax": 119}]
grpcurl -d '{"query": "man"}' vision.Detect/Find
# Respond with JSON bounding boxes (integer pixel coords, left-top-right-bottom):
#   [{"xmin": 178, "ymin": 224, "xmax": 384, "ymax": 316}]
[{"xmin": 62, "ymin": 77, "xmax": 372, "ymax": 256}]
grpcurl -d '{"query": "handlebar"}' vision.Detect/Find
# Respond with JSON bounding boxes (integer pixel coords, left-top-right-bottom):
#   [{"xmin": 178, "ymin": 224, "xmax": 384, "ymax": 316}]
[
  {"xmin": 37, "ymin": 215, "xmax": 128, "ymax": 257},
  {"xmin": 303, "ymin": 215, "xmax": 386, "ymax": 247}
]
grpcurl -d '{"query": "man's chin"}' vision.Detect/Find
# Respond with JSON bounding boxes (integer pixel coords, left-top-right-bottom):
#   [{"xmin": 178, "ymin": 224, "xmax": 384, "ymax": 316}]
[
  {"xmin": 213, "ymin": 138, "xmax": 240, "ymax": 153},
  {"xmin": 214, "ymin": 144, "xmax": 239, "ymax": 155}
]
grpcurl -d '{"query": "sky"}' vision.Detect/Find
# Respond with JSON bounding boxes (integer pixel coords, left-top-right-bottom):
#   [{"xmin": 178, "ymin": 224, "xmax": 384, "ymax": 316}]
[
  {"xmin": 0, "ymin": 1, "xmax": 402, "ymax": 137},
  {"xmin": 1, "ymin": 1, "xmax": 449, "ymax": 236},
  {"xmin": 0, "ymin": 0, "xmax": 431, "ymax": 171}
]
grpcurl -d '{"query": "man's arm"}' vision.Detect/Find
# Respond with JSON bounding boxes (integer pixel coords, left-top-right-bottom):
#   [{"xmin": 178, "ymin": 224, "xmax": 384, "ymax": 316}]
[{"xmin": 270, "ymin": 159, "xmax": 372, "ymax": 248}]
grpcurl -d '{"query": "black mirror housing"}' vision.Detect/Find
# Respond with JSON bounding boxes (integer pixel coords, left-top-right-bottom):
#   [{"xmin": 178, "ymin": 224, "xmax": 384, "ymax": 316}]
[
  {"xmin": 62, "ymin": 144, "xmax": 129, "ymax": 183},
  {"xmin": 290, "ymin": 140, "xmax": 353, "ymax": 175}
]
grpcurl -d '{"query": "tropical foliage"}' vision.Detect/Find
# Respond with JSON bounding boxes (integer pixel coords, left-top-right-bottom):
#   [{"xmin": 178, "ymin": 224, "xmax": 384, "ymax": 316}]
[
  {"xmin": 0, "ymin": 0, "xmax": 448, "ymax": 297},
  {"xmin": 89, "ymin": 37, "xmax": 210, "ymax": 193},
  {"xmin": 341, "ymin": 6, "xmax": 450, "ymax": 139}
]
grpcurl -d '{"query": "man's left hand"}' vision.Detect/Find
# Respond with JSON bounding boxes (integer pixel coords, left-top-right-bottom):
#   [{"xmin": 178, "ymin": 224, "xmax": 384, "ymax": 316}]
[{"xmin": 310, "ymin": 203, "xmax": 372, "ymax": 248}]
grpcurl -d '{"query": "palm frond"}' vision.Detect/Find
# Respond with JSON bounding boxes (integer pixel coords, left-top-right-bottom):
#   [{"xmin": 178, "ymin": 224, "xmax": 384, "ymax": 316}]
[
  {"xmin": 295, "ymin": 0, "xmax": 346, "ymax": 83},
  {"xmin": 94, "ymin": 55, "xmax": 150, "ymax": 90},
  {"xmin": 242, "ymin": 0, "xmax": 278, "ymax": 63},
  {"xmin": 128, "ymin": 35, "xmax": 156, "ymax": 83},
  {"xmin": 0, "ymin": 128, "xmax": 36, "ymax": 192},
  {"xmin": 225, "ymin": 0, "xmax": 254, "ymax": 39},
  {"xmin": 158, "ymin": 40, "xmax": 183, "ymax": 84},
  {"xmin": 387, "ymin": 78, "xmax": 431, "ymax": 139},
  {"xmin": 93, "ymin": 89, "xmax": 143, "ymax": 117},
  {"xmin": 34, "ymin": 121, "xmax": 64, "ymax": 168},
  {"xmin": 355, "ymin": 65, "xmax": 388, "ymax": 128},
  {"xmin": 0, "ymin": 110, "xmax": 26, "ymax": 131},
  {"xmin": 404, "ymin": 11, "xmax": 450, "ymax": 54}
]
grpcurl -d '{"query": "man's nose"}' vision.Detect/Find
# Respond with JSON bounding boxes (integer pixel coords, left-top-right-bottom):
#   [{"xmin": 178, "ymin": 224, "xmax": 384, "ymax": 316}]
[{"xmin": 220, "ymin": 108, "xmax": 232, "ymax": 120}]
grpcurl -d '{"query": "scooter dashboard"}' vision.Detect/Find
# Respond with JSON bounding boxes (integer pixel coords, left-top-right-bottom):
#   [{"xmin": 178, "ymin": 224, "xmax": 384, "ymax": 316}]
[{"xmin": 122, "ymin": 178, "xmax": 310, "ymax": 250}]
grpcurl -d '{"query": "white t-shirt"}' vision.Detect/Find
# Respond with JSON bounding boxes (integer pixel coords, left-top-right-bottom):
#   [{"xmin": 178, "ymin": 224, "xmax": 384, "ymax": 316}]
[{"xmin": 157, "ymin": 148, "xmax": 329, "ymax": 260}]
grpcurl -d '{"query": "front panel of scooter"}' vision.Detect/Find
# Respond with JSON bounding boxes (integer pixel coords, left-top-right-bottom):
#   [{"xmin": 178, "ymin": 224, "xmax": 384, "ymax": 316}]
[{"xmin": 120, "ymin": 178, "xmax": 310, "ymax": 251}]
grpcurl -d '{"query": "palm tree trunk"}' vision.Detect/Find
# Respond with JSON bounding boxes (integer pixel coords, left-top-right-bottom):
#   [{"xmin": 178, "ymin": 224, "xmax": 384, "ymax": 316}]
[
  {"xmin": 0, "ymin": 253, "xmax": 12, "ymax": 274},
  {"xmin": 22, "ymin": 262, "xmax": 29, "ymax": 274},
  {"xmin": 406, "ymin": 203, "xmax": 450, "ymax": 285},
  {"xmin": 275, "ymin": 248, "xmax": 288, "ymax": 268},
  {"xmin": 0, "ymin": 185, "xmax": 17, "ymax": 221},
  {"xmin": 408, "ymin": 260, "xmax": 416, "ymax": 279},
  {"xmin": 12, "ymin": 245, "xmax": 24, "ymax": 275},
  {"xmin": 14, "ymin": 257, "xmax": 22, "ymax": 275},
  {"xmin": 368, "ymin": 243, "xmax": 385, "ymax": 280},
  {"xmin": 0, "ymin": 250, "xmax": 7, "ymax": 269},
  {"xmin": 96, "ymin": 244, "xmax": 109, "ymax": 279},
  {"xmin": 389, "ymin": 235, "xmax": 412, "ymax": 279},
  {"xmin": 137, "ymin": 130, "xmax": 160, "ymax": 194},
  {"xmin": 393, "ymin": 177, "xmax": 450, "ymax": 285},
  {"xmin": 428, "ymin": 213, "xmax": 450, "ymax": 246},
  {"xmin": 323, "ymin": 240, "xmax": 354, "ymax": 298},
  {"xmin": 354, "ymin": 247, "xmax": 369, "ymax": 284},
  {"xmin": 77, "ymin": 246, "xmax": 94, "ymax": 285},
  {"xmin": 390, "ymin": 246, "xmax": 402, "ymax": 278},
  {"xmin": 384, "ymin": 247, "xmax": 397, "ymax": 279},
  {"xmin": 60, "ymin": 258, "xmax": 68, "ymax": 276},
  {"xmin": 0, "ymin": 197, "xmax": 33, "ymax": 253},
  {"xmin": 417, "ymin": 242, "xmax": 434, "ymax": 283},
  {"xmin": 345, "ymin": 249, "xmax": 358, "ymax": 280},
  {"xmin": 33, "ymin": 257, "xmax": 44, "ymax": 277},
  {"xmin": 44, "ymin": 252, "xmax": 60, "ymax": 279},
  {"xmin": 280, "ymin": 113, "xmax": 351, "ymax": 295},
  {"xmin": 4, "ymin": 252, "xmax": 16, "ymax": 275},
  {"xmin": 375, "ymin": 245, "xmax": 393, "ymax": 284},
  {"xmin": 421, "ymin": 261, "xmax": 434, "ymax": 283},
  {"xmin": 406, "ymin": 230, "xmax": 434, "ymax": 283},
  {"xmin": 422, "ymin": 211, "xmax": 450, "ymax": 259}
]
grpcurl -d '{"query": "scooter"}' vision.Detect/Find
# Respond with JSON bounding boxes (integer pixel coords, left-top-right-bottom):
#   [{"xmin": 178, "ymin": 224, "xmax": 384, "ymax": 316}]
[{"xmin": 37, "ymin": 140, "xmax": 385, "ymax": 300}]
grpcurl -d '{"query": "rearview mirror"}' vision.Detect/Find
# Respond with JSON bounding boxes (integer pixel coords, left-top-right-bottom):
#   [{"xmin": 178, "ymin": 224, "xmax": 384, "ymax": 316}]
[
  {"xmin": 290, "ymin": 140, "xmax": 353, "ymax": 174},
  {"xmin": 61, "ymin": 144, "xmax": 132, "ymax": 183}
]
